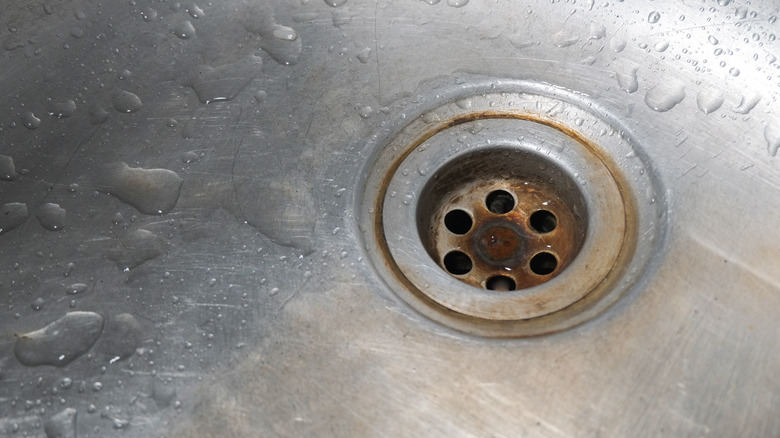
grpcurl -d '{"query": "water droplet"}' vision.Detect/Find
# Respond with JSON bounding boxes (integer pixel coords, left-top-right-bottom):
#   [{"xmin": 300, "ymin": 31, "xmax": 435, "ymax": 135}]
[
  {"xmin": 0, "ymin": 155, "xmax": 16, "ymax": 180},
  {"xmin": 272, "ymin": 25, "xmax": 298, "ymax": 41},
  {"xmin": 112, "ymin": 90, "xmax": 143, "ymax": 113},
  {"xmin": 98, "ymin": 314, "xmax": 142, "ymax": 360},
  {"xmin": 648, "ymin": 11, "xmax": 660, "ymax": 23},
  {"xmin": 733, "ymin": 94, "xmax": 761, "ymax": 114},
  {"xmin": 508, "ymin": 35, "xmax": 536, "ymax": 49},
  {"xmin": 331, "ymin": 11, "xmax": 352, "ymax": 27},
  {"xmin": 22, "ymin": 111, "xmax": 41, "ymax": 129},
  {"xmin": 31, "ymin": 297, "xmax": 45, "ymax": 311},
  {"xmin": 456, "ymin": 98, "xmax": 472, "ymax": 109},
  {"xmin": 728, "ymin": 67, "xmax": 740, "ymax": 76},
  {"xmin": 324, "ymin": 0, "xmax": 347, "ymax": 7},
  {"xmin": 185, "ymin": 55, "xmax": 262, "ymax": 104},
  {"xmin": 551, "ymin": 30, "xmax": 579, "ymax": 48},
  {"xmin": 708, "ymin": 35, "xmax": 719, "ymax": 45},
  {"xmin": 186, "ymin": 3, "xmax": 205, "ymax": 19},
  {"xmin": 765, "ymin": 122, "xmax": 780, "ymax": 156},
  {"xmin": 244, "ymin": 10, "xmax": 302, "ymax": 65},
  {"xmin": 717, "ymin": 0, "xmax": 732, "ymax": 5},
  {"xmin": 14, "ymin": 311, "xmax": 104, "ymax": 367},
  {"xmin": 644, "ymin": 82, "xmax": 686, "ymax": 112},
  {"xmin": 173, "ymin": 20, "xmax": 196, "ymax": 39},
  {"xmin": 589, "ymin": 23, "xmax": 606, "ymax": 40},
  {"xmin": 66, "ymin": 283, "xmax": 88, "ymax": 295},
  {"xmin": 152, "ymin": 382, "xmax": 177, "ymax": 408},
  {"xmin": 610, "ymin": 36, "xmax": 627, "ymax": 52},
  {"xmin": 95, "ymin": 162, "xmax": 183, "ymax": 214},
  {"xmin": 615, "ymin": 67, "xmax": 639, "ymax": 93},
  {"xmin": 767, "ymin": 54, "xmax": 777, "ymax": 65},
  {"xmin": 141, "ymin": 7, "xmax": 158, "ymax": 22},
  {"xmin": 48, "ymin": 100, "xmax": 76, "ymax": 119},
  {"xmin": 107, "ymin": 228, "xmax": 166, "ymax": 270},
  {"xmin": 735, "ymin": 8, "xmax": 747, "ymax": 19},
  {"xmin": 181, "ymin": 151, "xmax": 200, "ymax": 164},
  {"xmin": 696, "ymin": 89, "xmax": 724, "ymax": 114},
  {"xmin": 447, "ymin": 0, "xmax": 469, "ymax": 7},
  {"xmin": 356, "ymin": 47, "xmax": 372, "ymax": 64},
  {"xmin": 580, "ymin": 56, "xmax": 597, "ymax": 65},
  {"xmin": 0, "ymin": 202, "xmax": 28, "ymax": 235},
  {"xmin": 36, "ymin": 203, "xmax": 66, "ymax": 231},
  {"xmin": 44, "ymin": 408, "xmax": 77, "ymax": 438},
  {"xmin": 60, "ymin": 377, "xmax": 73, "ymax": 389},
  {"xmin": 654, "ymin": 41, "xmax": 669, "ymax": 52},
  {"xmin": 357, "ymin": 105, "xmax": 373, "ymax": 119}
]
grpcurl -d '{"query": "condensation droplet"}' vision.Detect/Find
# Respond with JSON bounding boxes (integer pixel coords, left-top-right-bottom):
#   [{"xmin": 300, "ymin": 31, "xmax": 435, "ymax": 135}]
[
  {"xmin": 356, "ymin": 47, "xmax": 372, "ymax": 64},
  {"xmin": 654, "ymin": 41, "xmax": 669, "ymax": 52},
  {"xmin": 14, "ymin": 312, "xmax": 104, "ymax": 367},
  {"xmin": 112, "ymin": 90, "xmax": 143, "ymax": 113},
  {"xmin": 765, "ymin": 122, "xmax": 780, "ymax": 156},
  {"xmin": 173, "ymin": 20, "xmax": 196, "ymax": 39},
  {"xmin": 648, "ymin": 11, "xmax": 660, "ymax": 23},
  {"xmin": 22, "ymin": 111, "xmax": 41, "ymax": 129},
  {"xmin": 696, "ymin": 89, "xmax": 724, "ymax": 115},
  {"xmin": 36, "ymin": 203, "xmax": 66, "ymax": 231},
  {"xmin": 615, "ymin": 67, "xmax": 639, "ymax": 93},
  {"xmin": 551, "ymin": 30, "xmax": 579, "ymax": 48},
  {"xmin": 610, "ymin": 36, "xmax": 627, "ymax": 52},
  {"xmin": 447, "ymin": 0, "xmax": 469, "ymax": 7},
  {"xmin": 644, "ymin": 82, "xmax": 686, "ymax": 112}
]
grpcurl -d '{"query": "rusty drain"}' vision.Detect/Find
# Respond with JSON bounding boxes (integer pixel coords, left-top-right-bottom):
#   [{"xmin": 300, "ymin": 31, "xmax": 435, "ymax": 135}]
[
  {"xmin": 420, "ymin": 150, "xmax": 587, "ymax": 292},
  {"xmin": 358, "ymin": 80, "xmax": 666, "ymax": 338}
]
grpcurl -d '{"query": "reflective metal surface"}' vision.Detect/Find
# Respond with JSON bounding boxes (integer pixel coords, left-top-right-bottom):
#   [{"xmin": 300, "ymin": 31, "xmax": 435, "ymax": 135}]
[{"xmin": 1, "ymin": 0, "xmax": 779, "ymax": 436}]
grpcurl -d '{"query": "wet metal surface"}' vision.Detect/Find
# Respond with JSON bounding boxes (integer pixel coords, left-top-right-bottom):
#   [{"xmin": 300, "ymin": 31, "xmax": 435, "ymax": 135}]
[{"xmin": 1, "ymin": 0, "xmax": 780, "ymax": 436}]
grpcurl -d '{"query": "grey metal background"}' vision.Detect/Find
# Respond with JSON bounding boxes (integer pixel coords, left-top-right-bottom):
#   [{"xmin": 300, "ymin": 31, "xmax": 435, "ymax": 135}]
[{"xmin": 1, "ymin": 0, "xmax": 779, "ymax": 436}]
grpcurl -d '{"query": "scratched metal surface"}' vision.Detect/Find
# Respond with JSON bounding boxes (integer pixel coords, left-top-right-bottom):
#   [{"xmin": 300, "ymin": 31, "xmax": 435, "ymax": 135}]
[{"xmin": 1, "ymin": 0, "xmax": 779, "ymax": 436}]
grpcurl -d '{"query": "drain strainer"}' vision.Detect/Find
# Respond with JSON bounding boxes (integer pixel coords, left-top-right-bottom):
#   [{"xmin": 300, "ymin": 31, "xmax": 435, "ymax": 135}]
[{"xmin": 358, "ymin": 79, "xmax": 666, "ymax": 337}]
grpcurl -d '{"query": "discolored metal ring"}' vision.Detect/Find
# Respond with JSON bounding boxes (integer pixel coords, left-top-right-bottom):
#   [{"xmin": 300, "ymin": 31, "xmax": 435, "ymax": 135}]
[{"xmin": 357, "ymin": 81, "xmax": 666, "ymax": 338}]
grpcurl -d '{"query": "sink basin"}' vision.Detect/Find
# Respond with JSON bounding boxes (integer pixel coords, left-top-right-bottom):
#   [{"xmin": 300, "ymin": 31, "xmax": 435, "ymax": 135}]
[{"xmin": 1, "ymin": 0, "xmax": 779, "ymax": 436}]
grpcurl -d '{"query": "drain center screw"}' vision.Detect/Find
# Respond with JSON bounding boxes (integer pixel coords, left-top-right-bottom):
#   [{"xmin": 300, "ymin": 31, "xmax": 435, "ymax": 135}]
[{"xmin": 475, "ymin": 224, "xmax": 524, "ymax": 263}]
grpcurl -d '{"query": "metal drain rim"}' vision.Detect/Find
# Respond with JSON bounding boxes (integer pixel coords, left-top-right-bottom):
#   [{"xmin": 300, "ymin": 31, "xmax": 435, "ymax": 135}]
[
  {"xmin": 385, "ymin": 119, "xmax": 625, "ymax": 320},
  {"xmin": 356, "ymin": 78, "xmax": 667, "ymax": 337}
]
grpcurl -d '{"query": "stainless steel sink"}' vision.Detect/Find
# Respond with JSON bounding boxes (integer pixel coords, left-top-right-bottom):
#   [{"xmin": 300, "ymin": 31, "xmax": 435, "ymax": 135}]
[{"xmin": 1, "ymin": 0, "xmax": 779, "ymax": 436}]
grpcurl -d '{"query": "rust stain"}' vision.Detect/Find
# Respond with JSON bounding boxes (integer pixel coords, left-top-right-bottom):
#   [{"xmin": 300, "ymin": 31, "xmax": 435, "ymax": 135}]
[{"xmin": 371, "ymin": 108, "xmax": 639, "ymax": 335}]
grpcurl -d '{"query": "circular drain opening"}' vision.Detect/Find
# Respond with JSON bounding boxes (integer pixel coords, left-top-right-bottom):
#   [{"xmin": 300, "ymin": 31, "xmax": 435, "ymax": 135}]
[
  {"xmin": 418, "ymin": 147, "xmax": 587, "ymax": 290},
  {"xmin": 485, "ymin": 190, "xmax": 515, "ymax": 215},
  {"xmin": 358, "ymin": 81, "xmax": 665, "ymax": 337},
  {"xmin": 529, "ymin": 252, "xmax": 558, "ymax": 276},
  {"xmin": 529, "ymin": 210, "xmax": 557, "ymax": 234},
  {"xmin": 486, "ymin": 275, "xmax": 517, "ymax": 291},
  {"xmin": 443, "ymin": 250, "xmax": 473, "ymax": 275},
  {"xmin": 444, "ymin": 209, "xmax": 473, "ymax": 235}
]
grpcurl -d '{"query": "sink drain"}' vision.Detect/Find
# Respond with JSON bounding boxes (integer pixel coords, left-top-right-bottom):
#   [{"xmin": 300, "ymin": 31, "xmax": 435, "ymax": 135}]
[
  {"xmin": 358, "ymin": 79, "xmax": 666, "ymax": 337},
  {"xmin": 418, "ymin": 147, "xmax": 587, "ymax": 291}
]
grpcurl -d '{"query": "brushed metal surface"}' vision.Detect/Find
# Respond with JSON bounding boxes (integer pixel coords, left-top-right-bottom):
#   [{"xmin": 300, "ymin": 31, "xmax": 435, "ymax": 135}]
[{"xmin": 1, "ymin": 0, "xmax": 779, "ymax": 436}]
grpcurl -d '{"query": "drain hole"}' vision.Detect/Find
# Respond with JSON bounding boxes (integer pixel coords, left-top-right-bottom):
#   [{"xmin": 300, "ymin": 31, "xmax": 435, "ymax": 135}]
[
  {"xmin": 530, "ymin": 252, "xmax": 558, "ymax": 275},
  {"xmin": 530, "ymin": 210, "xmax": 557, "ymax": 233},
  {"xmin": 444, "ymin": 209, "xmax": 473, "ymax": 235},
  {"xmin": 486, "ymin": 275, "xmax": 517, "ymax": 291},
  {"xmin": 443, "ymin": 251, "xmax": 473, "ymax": 275},
  {"xmin": 486, "ymin": 190, "xmax": 515, "ymax": 214}
]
